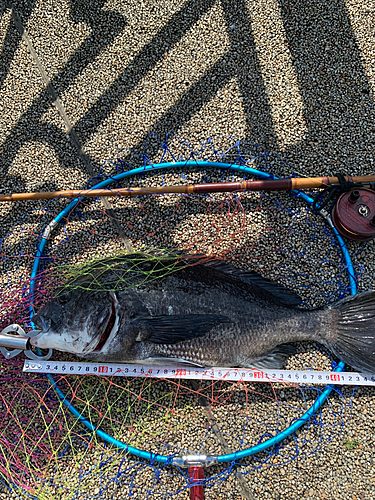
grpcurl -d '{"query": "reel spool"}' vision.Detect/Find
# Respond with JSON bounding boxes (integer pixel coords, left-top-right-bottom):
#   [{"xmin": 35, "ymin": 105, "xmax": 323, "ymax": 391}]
[{"xmin": 332, "ymin": 188, "xmax": 375, "ymax": 241}]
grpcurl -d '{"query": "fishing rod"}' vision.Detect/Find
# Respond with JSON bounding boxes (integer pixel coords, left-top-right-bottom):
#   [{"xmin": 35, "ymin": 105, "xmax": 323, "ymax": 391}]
[{"xmin": 1, "ymin": 174, "xmax": 375, "ymax": 201}]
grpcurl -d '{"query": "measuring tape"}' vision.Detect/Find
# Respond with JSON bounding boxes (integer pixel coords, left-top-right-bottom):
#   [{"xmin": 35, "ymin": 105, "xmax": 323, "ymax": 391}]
[{"xmin": 23, "ymin": 360, "xmax": 375, "ymax": 386}]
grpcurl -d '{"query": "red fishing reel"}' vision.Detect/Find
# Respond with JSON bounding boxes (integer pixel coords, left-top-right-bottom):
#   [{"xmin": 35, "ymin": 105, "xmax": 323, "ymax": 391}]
[{"xmin": 332, "ymin": 188, "xmax": 375, "ymax": 241}]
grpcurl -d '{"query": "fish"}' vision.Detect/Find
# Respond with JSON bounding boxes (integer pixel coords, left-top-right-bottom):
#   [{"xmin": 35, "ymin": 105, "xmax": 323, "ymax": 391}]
[{"xmin": 30, "ymin": 255, "xmax": 375, "ymax": 372}]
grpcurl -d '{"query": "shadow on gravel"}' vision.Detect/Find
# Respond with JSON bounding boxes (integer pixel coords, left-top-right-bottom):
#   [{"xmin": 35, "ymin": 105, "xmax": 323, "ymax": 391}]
[
  {"xmin": 0, "ymin": 0, "xmax": 37, "ymax": 90},
  {"xmin": 278, "ymin": 0, "xmax": 375, "ymax": 173},
  {"xmin": 0, "ymin": 0, "xmax": 374, "ymax": 239}
]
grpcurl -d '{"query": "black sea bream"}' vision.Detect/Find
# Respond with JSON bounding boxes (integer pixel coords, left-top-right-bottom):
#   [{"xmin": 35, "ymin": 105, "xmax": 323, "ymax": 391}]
[{"xmin": 31, "ymin": 257, "xmax": 375, "ymax": 372}]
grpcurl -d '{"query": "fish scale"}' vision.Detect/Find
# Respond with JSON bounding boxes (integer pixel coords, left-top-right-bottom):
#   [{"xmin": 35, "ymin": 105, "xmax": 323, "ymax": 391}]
[{"xmin": 133, "ymin": 309, "xmax": 332, "ymax": 368}]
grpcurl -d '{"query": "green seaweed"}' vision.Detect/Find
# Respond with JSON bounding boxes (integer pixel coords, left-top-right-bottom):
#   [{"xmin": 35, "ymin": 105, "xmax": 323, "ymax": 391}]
[{"xmin": 343, "ymin": 438, "xmax": 359, "ymax": 451}]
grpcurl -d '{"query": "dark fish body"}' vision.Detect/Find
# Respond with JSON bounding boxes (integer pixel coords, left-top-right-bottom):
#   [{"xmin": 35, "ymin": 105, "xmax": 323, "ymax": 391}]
[{"xmin": 31, "ymin": 257, "xmax": 375, "ymax": 372}]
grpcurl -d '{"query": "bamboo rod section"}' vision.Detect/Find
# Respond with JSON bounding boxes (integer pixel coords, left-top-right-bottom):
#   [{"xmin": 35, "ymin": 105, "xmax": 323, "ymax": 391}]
[{"xmin": 0, "ymin": 174, "xmax": 374, "ymax": 202}]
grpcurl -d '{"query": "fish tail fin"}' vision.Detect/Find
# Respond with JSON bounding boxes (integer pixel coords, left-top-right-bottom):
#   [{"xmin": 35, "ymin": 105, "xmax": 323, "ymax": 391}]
[{"xmin": 329, "ymin": 291, "xmax": 375, "ymax": 372}]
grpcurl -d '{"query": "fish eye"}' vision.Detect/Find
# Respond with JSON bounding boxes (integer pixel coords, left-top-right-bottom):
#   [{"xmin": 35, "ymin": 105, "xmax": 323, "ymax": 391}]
[{"xmin": 57, "ymin": 291, "xmax": 71, "ymax": 304}]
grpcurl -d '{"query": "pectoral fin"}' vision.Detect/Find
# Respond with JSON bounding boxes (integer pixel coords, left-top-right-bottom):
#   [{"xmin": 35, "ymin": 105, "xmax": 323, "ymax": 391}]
[{"xmin": 132, "ymin": 314, "xmax": 231, "ymax": 344}]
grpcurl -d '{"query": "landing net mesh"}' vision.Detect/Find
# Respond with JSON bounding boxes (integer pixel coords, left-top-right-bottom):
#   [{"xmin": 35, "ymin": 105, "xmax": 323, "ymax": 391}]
[{"xmin": 0, "ymin": 137, "xmax": 370, "ymax": 499}]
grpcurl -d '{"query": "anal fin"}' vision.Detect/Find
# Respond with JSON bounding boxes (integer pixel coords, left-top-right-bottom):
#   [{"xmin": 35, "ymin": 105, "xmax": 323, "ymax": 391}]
[
  {"xmin": 246, "ymin": 344, "xmax": 296, "ymax": 370},
  {"xmin": 143, "ymin": 357, "xmax": 206, "ymax": 368}
]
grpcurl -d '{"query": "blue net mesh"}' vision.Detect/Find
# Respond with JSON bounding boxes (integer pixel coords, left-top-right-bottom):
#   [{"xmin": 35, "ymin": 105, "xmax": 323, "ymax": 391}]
[{"xmin": 0, "ymin": 137, "xmax": 369, "ymax": 499}]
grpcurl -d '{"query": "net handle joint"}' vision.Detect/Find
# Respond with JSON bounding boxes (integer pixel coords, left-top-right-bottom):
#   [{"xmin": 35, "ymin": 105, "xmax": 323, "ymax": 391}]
[
  {"xmin": 0, "ymin": 324, "xmax": 52, "ymax": 360},
  {"xmin": 172, "ymin": 455, "xmax": 218, "ymax": 468}
]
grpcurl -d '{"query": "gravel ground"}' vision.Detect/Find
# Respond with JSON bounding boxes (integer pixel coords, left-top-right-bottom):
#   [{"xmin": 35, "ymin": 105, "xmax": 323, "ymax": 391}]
[{"xmin": 1, "ymin": 1, "xmax": 375, "ymax": 499}]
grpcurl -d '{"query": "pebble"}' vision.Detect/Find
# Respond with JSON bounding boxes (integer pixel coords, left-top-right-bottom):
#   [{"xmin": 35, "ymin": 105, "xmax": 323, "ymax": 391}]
[{"xmin": 0, "ymin": 1, "xmax": 375, "ymax": 499}]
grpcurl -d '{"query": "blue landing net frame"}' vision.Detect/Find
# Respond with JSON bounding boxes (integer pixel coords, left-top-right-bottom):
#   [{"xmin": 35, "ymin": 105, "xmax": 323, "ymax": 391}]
[{"xmin": 28, "ymin": 160, "xmax": 356, "ymax": 466}]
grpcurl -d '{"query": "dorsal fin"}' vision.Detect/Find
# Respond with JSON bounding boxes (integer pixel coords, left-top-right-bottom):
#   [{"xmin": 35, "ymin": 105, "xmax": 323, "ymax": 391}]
[{"xmin": 202, "ymin": 260, "xmax": 302, "ymax": 307}]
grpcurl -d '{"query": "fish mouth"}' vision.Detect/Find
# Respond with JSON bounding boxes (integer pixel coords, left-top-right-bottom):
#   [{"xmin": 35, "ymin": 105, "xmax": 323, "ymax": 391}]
[{"xmin": 92, "ymin": 292, "xmax": 119, "ymax": 353}]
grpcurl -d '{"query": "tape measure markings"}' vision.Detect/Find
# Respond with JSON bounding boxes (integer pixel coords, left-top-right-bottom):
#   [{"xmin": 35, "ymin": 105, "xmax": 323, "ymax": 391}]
[{"xmin": 22, "ymin": 361, "xmax": 375, "ymax": 386}]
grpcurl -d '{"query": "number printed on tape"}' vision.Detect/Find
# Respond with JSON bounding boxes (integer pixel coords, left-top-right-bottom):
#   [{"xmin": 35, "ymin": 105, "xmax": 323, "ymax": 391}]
[{"xmin": 22, "ymin": 361, "xmax": 375, "ymax": 386}]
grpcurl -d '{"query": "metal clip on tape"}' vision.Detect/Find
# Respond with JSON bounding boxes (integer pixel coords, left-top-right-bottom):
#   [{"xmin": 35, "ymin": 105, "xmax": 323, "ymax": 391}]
[{"xmin": 0, "ymin": 324, "xmax": 52, "ymax": 360}]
